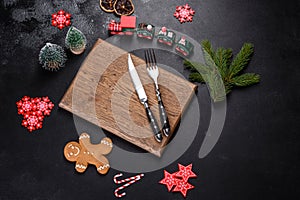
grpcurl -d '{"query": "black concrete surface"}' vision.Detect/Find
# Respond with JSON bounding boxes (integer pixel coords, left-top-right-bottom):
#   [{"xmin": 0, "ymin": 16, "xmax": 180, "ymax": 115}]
[{"xmin": 0, "ymin": 0, "xmax": 299, "ymax": 199}]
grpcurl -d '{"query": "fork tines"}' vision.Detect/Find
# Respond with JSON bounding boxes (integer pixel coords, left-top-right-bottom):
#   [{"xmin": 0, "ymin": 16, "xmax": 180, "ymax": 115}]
[{"xmin": 144, "ymin": 49, "xmax": 157, "ymax": 69}]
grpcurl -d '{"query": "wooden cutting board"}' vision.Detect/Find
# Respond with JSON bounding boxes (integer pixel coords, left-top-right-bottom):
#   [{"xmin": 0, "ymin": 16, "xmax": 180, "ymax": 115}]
[{"xmin": 59, "ymin": 39, "xmax": 197, "ymax": 157}]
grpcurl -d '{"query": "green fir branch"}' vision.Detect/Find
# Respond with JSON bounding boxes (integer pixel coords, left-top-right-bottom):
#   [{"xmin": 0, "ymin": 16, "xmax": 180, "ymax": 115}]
[
  {"xmin": 189, "ymin": 72, "xmax": 205, "ymax": 82},
  {"xmin": 228, "ymin": 43, "xmax": 254, "ymax": 78},
  {"xmin": 231, "ymin": 73, "xmax": 260, "ymax": 86},
  {"xmin": 214, "ymin": 47, "xmax": 232, "ymax": 78},
  {"xmin": 184, "ymin": 40, "xmax": 260, "ymax": 102},
  {"xmin": 183, "ymin": 60, "xmax": 198, "ymax": 72},
  {"xmin": 185, "ymin": 60, "xmax": 211, "ymax": 74},
  {"xmin": 201, "ymin": 40, "xmax": 215, "ymax": 60}
]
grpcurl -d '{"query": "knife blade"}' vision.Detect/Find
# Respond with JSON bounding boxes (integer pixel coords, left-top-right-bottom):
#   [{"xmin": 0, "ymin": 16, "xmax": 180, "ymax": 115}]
[{"xmin": 128, "ymin": 54, "xmax": 163, "ymax": 143}]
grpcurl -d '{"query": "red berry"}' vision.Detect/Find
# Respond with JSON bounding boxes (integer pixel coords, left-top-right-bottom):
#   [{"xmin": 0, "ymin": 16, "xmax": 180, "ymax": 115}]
[
  {"xmin": 65, "ymin": 13, "xmax": 71, "ymax": 19},
  {"xmin": 36, "ymin": 123, "xmax": 42, "ymax": 129},
  {"xmin": 42, "ymin": 97, "xmax": 50, "ymax": 102},
  {"xmin": 22, "ymin": 120, "xmax": 28, "ymax": 126},
  {"xmin": 58, "ymin": 10, "xmax": 65, "ymax": 15},
  {"xmin": 58, "ymin": 24, "xmax": 64, "ymax": 29},
  {"xmin": 48, "ymin": 102, "xmax": 54, "ymax": 109},
  {"xmin": 65, "ymin": 20, "xmax": 71, "ymax": 26},
  {"xmin": 16, "ymin": 101, "xmax": 23, "ymax": 107},
  {"xmin": 52, "ymin": 20, "xmax": 57, "ymax": 26},
  {"xmin": 22, "ymin": 96, "xmax": 30, "ymax": 101}
]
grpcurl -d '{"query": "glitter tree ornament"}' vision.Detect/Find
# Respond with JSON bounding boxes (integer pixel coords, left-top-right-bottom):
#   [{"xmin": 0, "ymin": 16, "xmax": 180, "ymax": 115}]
[
  {"xmin": 39, "ymin": 43, "xmax": 67, "ymax": 71},
  {"xmin": 174, "ymin": 4, "xmax": 195, "ymax": 23},
  {"xmin": 65, "ymin": 26, "xmax": 87, "ymax": 55}
]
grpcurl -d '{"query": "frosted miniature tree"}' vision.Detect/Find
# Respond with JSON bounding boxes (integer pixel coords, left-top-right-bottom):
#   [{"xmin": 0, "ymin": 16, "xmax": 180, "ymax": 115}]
[
  {"xmin": 39, "ymin": 43, "xmax": 67, "ymax": 71},
  {"xmin": 65, "ymin": 26, "xmax": 87, "ymax": 55}
]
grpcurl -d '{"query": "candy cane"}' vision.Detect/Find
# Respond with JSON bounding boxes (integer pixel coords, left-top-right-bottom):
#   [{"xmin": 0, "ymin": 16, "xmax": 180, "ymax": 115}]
[
  {"xmin": 114, "ymin": 173, "xmax": 144, "ymax": 198},
  {"xmin": 114, "ymin": 173, "xmax": 143, "ymax": 184}
]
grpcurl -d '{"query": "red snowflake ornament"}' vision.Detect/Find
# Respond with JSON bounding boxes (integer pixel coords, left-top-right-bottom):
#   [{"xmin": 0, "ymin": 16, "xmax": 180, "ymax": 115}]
[
  {"xmin": 16, "ymin": 96, "xmax": 54, "ymax": 132},
  {"xmin": 174, "ymin": 4, "xmax": 195, "ymax": 23},
  {"xmin": 159, "ymin": 170, "xmax": 179, "ymax": 191},
  {"xmin": 175, "ymin": 163, "xmax": 197, "ymax": 182},
  {"xmin": 52, "ymin": 10, "xmax": 71, "ymax": 30},
  {"xmin": 173, "ymin": 179, "xmax": 194, "ymax": 198},
  {"xmin": 36, "ymin": 97, "xmax": 54, "ymax": 116},
  {"xmin": 17, "ymin": 99, "xmax": 32, "ymax": 115},
  {"xmin": 22, "ymin": 115, "xmax": 43, "ymax": 132}
]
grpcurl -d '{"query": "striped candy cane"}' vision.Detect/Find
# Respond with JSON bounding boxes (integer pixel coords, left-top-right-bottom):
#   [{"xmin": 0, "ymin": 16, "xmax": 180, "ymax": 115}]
[{"xmin": 114, "ymin": 173, "xmax": 144, "ymax": 198}]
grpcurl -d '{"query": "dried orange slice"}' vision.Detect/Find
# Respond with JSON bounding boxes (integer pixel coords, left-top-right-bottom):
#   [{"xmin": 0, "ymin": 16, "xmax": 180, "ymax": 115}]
[
  {"xmin": 100, "ymin": 0, "xmax": 116, "ymax": 13},
  {"xmin": 114, "ymin": 0, "xmax": 134, "ymax": 16}
]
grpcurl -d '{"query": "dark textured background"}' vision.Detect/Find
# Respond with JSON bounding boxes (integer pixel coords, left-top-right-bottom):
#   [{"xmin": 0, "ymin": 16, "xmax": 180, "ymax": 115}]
[{"xmin": 0, "ymin": 0, "xmax": 299, "ymax": 199}]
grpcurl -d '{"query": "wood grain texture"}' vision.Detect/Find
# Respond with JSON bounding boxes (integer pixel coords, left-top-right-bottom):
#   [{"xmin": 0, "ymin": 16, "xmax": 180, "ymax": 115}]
[{"xmin": 59, "ymin": 39, "xmax": 197, "ymax": 157}]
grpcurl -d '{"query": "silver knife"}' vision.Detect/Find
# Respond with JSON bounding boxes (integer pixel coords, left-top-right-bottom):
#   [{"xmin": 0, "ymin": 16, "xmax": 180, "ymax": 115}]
[{"xmin": 128, "ymin": 54, "xmax": 163, "ymax": 142}]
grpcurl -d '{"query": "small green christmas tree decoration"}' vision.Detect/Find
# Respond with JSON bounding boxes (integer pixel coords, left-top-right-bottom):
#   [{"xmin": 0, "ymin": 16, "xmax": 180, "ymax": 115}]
[
  {"xmin": 65, "ymin": 26, "xmax": 87, "ymax": 55},
  {"xmin": 184, "ymin": 40, "xmax": 260, "ymax": 102},
  {"xmin": 39, "ymin": 43, "xmax": 67, "ymax": 71}
]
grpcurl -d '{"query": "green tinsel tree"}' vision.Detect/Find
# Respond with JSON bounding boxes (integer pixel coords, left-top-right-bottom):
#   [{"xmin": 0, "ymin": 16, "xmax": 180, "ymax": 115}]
[
  {"xmin": 184, "ymin": 40, "xmax": 260, "ymax": 102},
  {"xmin": 65, "ymin": 26, "xmax": 87, "ymax": 55},
  {"xmin": 39, "ymin": 43, "xmax": 67, "ymax": 71}
]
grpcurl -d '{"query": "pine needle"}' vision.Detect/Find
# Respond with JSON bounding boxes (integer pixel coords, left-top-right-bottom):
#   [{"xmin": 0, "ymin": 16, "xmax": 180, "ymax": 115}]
[
  {"xmin": 214, "ymin": 47, "xmax": 232, "ymax": 78},
  {"xmin": 231, "ymin": 73, "xmax": 260, "ymax": 86},
  {"xmin": 228, "ymin": 43, "xmax": 254, "ymax": 78},
  {"xmin": 201, "ymin": 40, "xmax": 215, "ymax": 60},
  {"xmin": 189, "ymin": 72, "xmax": 205, "ymax": 83}
]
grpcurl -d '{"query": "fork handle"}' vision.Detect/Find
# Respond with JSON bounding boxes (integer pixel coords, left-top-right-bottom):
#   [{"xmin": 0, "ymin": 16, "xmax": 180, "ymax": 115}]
[
  {"xmin": 144, "ymin": 101, "xmax": 163, "ymax": 143},
  {"xmin": 156, "ymin": 88, "xmax": 171, "ymax": 137}
]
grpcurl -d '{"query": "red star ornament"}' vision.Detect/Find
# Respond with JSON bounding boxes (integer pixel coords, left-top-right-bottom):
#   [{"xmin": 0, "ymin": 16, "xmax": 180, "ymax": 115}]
[
  {"xmin": 175, "ymin": 163, "xmax": 197, "ymax": 182},
  {"xmin": 159, "ymin": 170, "xmax": 179, "ymax": 191},
  {"xmin": 173, "ymin": 179, "xmax": 194, "ymax": 198}
]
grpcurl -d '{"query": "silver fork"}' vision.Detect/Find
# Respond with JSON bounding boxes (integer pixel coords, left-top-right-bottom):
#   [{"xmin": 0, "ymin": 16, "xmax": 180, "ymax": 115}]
[{"xmin": 144, "ymin": 49, "xmax": 170, "ymax": 137}]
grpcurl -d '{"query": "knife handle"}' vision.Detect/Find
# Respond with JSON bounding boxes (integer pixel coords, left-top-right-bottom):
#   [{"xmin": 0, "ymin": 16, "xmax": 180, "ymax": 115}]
[
  {"xmin": 144, "ymin": 101, "xmax": 163, "ymax": 143},
  {"xmin": 156, "ymin": 88, "xmax": 170, "ymax": 137}
]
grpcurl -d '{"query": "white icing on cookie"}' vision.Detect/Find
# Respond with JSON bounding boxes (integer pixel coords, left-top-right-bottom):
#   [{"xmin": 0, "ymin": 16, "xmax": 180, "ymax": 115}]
[
  {"xmin": 76, "ymin": 164, "xmax": 87, "ymax": 169},
  {"xmin": 97, "ymin": 164, "xmax": 110, "ymax": 171},
  {"xmin": 101, "ymin": 140, "xmax": 113, "ymax": 148},
  {"xmin": 79, "ymin": 133, "xmax": 90, "ymax": 139}
]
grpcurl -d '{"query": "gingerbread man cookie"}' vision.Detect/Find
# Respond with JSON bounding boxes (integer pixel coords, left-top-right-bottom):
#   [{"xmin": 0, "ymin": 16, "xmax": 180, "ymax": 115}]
[{"xmin": 64, "ymin": 133, "xmax": 113, "ymax": 174}]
